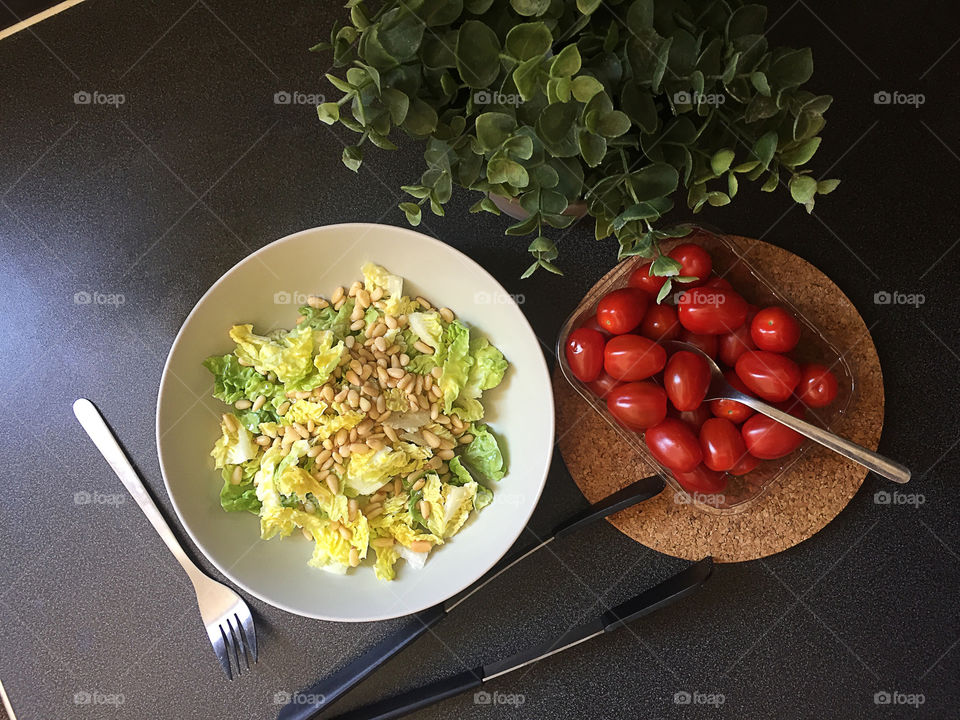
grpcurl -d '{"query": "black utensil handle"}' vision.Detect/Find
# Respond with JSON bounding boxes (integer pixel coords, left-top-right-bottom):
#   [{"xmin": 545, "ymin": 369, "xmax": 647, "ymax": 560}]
[
  {"xmin": 277, "ymin": 604, "xmax": 447, "ymax": 720},
  {"xmin": 602, "ymin": 556, "xmax": 714, "ymax": 631},
  {"xmin": 330, "ymin": 668, "xmax": 484, "ymax": 720},
  {"xmin": 553, "ymin": 474, "xmax": 665, "ymax": 540}
]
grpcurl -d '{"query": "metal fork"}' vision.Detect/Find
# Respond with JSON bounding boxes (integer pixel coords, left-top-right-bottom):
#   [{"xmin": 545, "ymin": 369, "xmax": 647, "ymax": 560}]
[{"xmin": 73, "ymin": 398, "xmax": 258, "ymax": 679}]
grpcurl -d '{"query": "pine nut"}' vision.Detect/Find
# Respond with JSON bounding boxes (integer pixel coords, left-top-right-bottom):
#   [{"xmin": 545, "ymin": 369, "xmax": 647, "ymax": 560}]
[
  {"xmin": 371, "ymin": 537, "xmax": 394, "ymax": 548},
  {"xmin": 374, "ymin": 336, "xmax": 387, "ymax": 353},
  {"xmin": 399, "ymin": 353, "xmax": 410, "ymax": 367},
  {"xmin": 345, "ymin": 369, "xmax": 361, "ymax": 386},
  {"xmin": 421, "ymin": 429, "xmax": 441, "ymax": 448},
  {"xmin": 412, "ymin": 478, "xmax": 425, "ymax": 491},
  {"xmin": 438, "ymin": 307, "xmax": 454, "ymax": 323},
  {"xmin": 359, "ymin": 396, "xmax": 371, "ymax": 412},
  {"xmin": 234, "ymin": 399, "xmax": 252, "ymax": 410},
  {"xmin": 415, "ymin": 296, "xmax": 432, "ymax": 310},
  {"xmin": 331, "ymin": 286, "xmax": 345, "ymax": 304},
  {"xmin": 459, "ymin": 434, "xmax": 474, "ymax": 444},
  {"xmin": 414, "ymin": 340, "xmax": 434, "ymax": 355},
  {"xmin": 367, "ymin": 437, "xmax": 385, "ymax": 452},
  {"xmin": 348, "ymin": 281, "xmax": 362, "ymax": 297},
  {"xmin": 430, "ymin": 403, "xmax": 439, "ymax": 421},
  {"xmin": 348, "ymin": 498, "xmax": 359, "ymax": 522},
  {"xmin": 339, "ymin": 525, "xmax": 353, "ymax": 541},
  {"xmin": 230, "ymin": 466, "xmax": 243, "ymax": 485},
  {"xmin": 419, "ymin": 500, "xmax": 431, "ymax": 519},
  {"xmin": 357, "ymin": 419, "xmax": 374, "ymax": 435},
  {"xmin": 410, "ymin": 540, "xmax": 432, "ymax": 553},
  {"xmin": 350, "ymin": 319, "xmax": 365, "ymax": 331},
  {"xmin": 349, "ymin": 442, "xmax": 369, "ymax": 454},
  {"xmin": 302, "ymin": 527, "xmax": 313, "ymax": 540},
  {"xmin": 321, "ymin": 457, "xmax": 335, "ymax": 471},
  {"xmin": 383, "ymin": 424, "xmax": 399, "ymax": 443},
  {"xmin": 345, "ymin": 334, "xmax": 355, "ymax": 349},
  {"xmin": 348, "ymin": 547, "xmax": 360, "ymax": 567},
  {"xmin": 222, "ymin": 413, "xmax": 239, "ymax": 432},
  {"xmin": 366, "ymin": 506, "xmax": 384, "ymax": 520},
  {"xmin": 277, "ymin": 401, "xmax": 291, "ymax": 416},
  {"xmin": 255, "ymin": 435, "xmax": 271, "ymax": 446},
  {"xmin": 357, "ymin": 288, "xmax": 371, "ymax": 308},
  {"xmin": 387, "ymin": 367, "xmax": 405, "ymax": 379},
  {"xmin": 307, "ymin": 445, "xmax": 323, "ymax": 457},
  {"xmin": 376, "ymin": 395, "xmax": 386, "ymax": 414},
  {"xmin": 371, "ymin": 286, "xmax": 384, "ymax": 301},
  {"xmin": 394, "ymin": 477, "xmax": 402, "ymax": 495},
  {"xmin": 325, "ymin": 474, "xmax": 338, "ymax": 494},
  {"xmin": 431, "ymin": 366, "xmax": 443, "ymax": 379},
  {"xmin": 408, "ymin": 396, "xmax": 420, "ymax": 411},
  {"xmin": 307, "ymin": 295, "xmax": 326, "ymax": 309},
  {"xmin": 385, "ymin": 315, "xmax": 398, "ymax": 329},
  {"xmin": 347, "ymin": 389, "xmax": 360, "ymax": 407},
  {"xmin": 293, "ymin": 423, "xmax": 310, "ymax": 439},
  {"xmin": 437, "ymin": 449, "xmax": 455, "ymax": 460}
]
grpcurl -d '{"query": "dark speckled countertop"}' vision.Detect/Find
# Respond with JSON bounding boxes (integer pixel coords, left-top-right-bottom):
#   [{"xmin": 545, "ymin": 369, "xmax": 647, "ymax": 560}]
[{"xmin": 1, "ymin": 1, "xmax": 958, "ymax": 718}]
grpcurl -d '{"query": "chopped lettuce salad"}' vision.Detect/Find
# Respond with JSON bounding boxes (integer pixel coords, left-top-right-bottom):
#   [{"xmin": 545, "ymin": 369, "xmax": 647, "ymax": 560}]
[{"xmin": 203, "ymin": 263, "xmax": 508, "ymax": 580}]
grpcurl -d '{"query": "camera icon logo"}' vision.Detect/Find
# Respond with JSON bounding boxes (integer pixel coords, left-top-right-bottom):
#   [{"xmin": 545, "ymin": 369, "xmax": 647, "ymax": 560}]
[
  {"xmin": 274, "ymin": 91, "xmax": 292, "ymax": 105},
  {"xmin": 273, "ymin": 691, "xmax": 291, "ymax": 705},
  {"xmin": 74, "ymin": 690, "xmax": 92, "ymax": 705},
  {"xmin": 74, "ymin": 491, "xmax": 92, "ymax": 505},
  {"xmin": 74, "ymin": 291, "xmax": 92, "ymax": 304},
  {"xmin": 873, "ymin": 91, "xmax": 892, "ymax": 105},
  {"xmin": 873, "ymin": 290, "xmax": 892, "ymax": 305},
  {"xmin": 473, "ymin": 690, "xmax": 491, "ymax": 705},
  {"xmin": 873, "ymin": 490, "xmax": 891, "ymax": 505},
  {"xmin": 673, "ymin": 91, "xmax": 692, "ymax": 104},
  {"xmin": 274, "ymin": 290, "xmax": 292, "ymax": 304},
  {"xmin": 874, "ymin": 690, "xmax": 892, "ymax": 705},
  {"xmin": 473, "ymin": 90, "xmax": 492, "ymax": 104},
  {"xmin": 674, "ymin": 691, "xmax": 692, "ymax": 705},
  {"xmin": 73, "ymin": 91, "xmax": 92, "ymax": 105}
]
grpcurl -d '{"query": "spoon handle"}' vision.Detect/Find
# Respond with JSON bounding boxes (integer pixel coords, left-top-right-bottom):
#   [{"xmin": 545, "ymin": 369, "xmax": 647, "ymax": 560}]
[{"xmin": 737, "ymin": 396, "xmax": 911, "ymax": 484}]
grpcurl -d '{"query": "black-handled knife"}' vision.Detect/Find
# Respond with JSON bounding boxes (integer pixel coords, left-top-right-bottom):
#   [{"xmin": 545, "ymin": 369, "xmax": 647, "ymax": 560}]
[
  {"xmin": 329, "ymin": 557, "xmax": 714, "ymax": 720},
  {"xmin": 278, "ymin": 473, "xmax": 665, "ymax": 720}
]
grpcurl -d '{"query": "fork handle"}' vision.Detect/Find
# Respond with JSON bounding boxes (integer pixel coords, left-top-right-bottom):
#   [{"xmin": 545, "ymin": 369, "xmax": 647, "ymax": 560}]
[
  {"xmin": 736, "ymin": 395, "xmax": 911, "ymax": 484},
  {"xmin": 73, "ymin": 399, "xmax": 207, "ymax": 585}
]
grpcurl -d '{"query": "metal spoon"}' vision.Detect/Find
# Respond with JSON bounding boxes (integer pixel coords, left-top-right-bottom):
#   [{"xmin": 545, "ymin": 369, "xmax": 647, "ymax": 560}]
[{"xmin": 664, "ymin": 341, "xmax": 911, "ymax": 484}]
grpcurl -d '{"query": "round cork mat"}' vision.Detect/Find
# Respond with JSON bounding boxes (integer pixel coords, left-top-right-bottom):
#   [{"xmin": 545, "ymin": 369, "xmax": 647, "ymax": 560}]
[{"xmin": 554, "ymin": 236, "xmax": 884, "ymax": 562}]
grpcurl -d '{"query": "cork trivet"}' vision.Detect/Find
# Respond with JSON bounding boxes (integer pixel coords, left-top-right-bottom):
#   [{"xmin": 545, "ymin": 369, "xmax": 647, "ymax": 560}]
[{"xmin": 554, "ymin": 236, "xmax": 884, "ymax": 562}]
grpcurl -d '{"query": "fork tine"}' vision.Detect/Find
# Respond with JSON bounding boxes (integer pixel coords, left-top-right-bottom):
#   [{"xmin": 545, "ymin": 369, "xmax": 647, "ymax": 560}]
[
  {"xmin": 229, "ymin": 616, "xmax": 250, "ymax": 671},
  {"xmin": 211, "ymin": 625, "xmax": 233, "ymax": 680},
  {"xmin": 237, "ymin": 609, "xmax": 258, "ymax": 663},
  {"xmin": 224, "ymin": 619, "xmax": 243, "ymax": 675}
]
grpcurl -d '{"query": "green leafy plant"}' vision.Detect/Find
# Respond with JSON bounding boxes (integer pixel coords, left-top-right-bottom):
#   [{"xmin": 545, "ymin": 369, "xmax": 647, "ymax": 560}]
[{"xmin": 313, "ymin": 0, "xmax": 840, "ymax": 279}]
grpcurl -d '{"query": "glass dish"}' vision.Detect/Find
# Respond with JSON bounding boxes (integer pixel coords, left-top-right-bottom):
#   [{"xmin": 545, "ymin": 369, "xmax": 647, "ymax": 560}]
[{"xmin": 556, "ymin": 225, "xmax": 855, "ymax": 514}]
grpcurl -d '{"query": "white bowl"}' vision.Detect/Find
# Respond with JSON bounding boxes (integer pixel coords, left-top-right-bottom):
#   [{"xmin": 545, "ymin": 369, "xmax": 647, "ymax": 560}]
[{"xmin": 156, "ymin": 223, "xmax": 554, "ymax": 621}]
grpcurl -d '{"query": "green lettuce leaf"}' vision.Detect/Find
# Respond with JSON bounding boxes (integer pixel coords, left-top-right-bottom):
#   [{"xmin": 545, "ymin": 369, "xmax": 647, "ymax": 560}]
[
  {"xmin": 451, "ymin": 337, "xmax": 507, "ymax": 421},
  {"xmin": 342, "ymin": 442, "xmax": 432, "ymax": 495},
  {"xmin": 460, "ymin": 423, "xmax": 506, "ymax": 481},
  {"xmin": 407, "ymin": 311, "xmax": 444, "ymax": 350},
  {"xmin": 219, "ymin": 460, "xmax": 261, "ymax": 513},
  {"xmin": 203, "ymin": 354, "xmax": 283, "ymax": 405},
  {"xmin": 438, "ymin": 321, "xmax": 473, "ymax": 413},
  {"xmin": 298, "ymin": 298, "xmax": 355, "ymax": 340},
  {"xmin": 210, "ymin": 414, "xmax": 259, "ymax": 469}
]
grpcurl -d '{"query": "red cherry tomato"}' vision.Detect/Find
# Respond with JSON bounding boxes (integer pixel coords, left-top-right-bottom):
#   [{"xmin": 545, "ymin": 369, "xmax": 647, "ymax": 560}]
[
  {"xmin": 750, "ymin": 307, "xmax": 801, "ymax": 353},
  {"xmin": 699, "ymin": 418, "xmax": 748, "ymax": 472},
  {"xmin": 579, "ymin": 313, "xmax": 610, "ymax": 337},
  {"xmin": 627, "ymin": 262, "xmax": 667, "ymax": 297},
  {"xmin": 702, "ymin": 275, "xmax": 733, "ymax": 292},
  {"xmin": 606, "ymin": 382, "xmax": 668, "ymax": 430},
  {"xmin": 603, "ymin": 335, "xmax": 667, "ymax": 381},
  {"xmin": 679, "ymin": 329, "xmax": 718, "ymax": 360},
  {"xmin": 728, "ymin": 452, "xmax": 760, "ymax": 476},
  {"xmin": 663, "ymin": 350, "xmax": 712, "ymax": 412},
  {"xmin": 644, "ymin": 418, "xmax": 702, "ymax": 472},
  {"xmin": 565, "ymin": 328, "xmax": 605, "ymax": 382},
  {"xmin": 638, "ymin": 303, "xmax": 681, "ymax": 342},
  {"xmin": 676, "ymin": 287, "xmax": 748, "ymax": 334},
  {"xmin": 717, "ymin": 324, "xmax": 756, "ymax": 368},
  {"xmin": 672, "ymin": 465, "xmax": 727, "ymax": 494},
  {"xmin": 587, "ymin": 371, "xmax": 620, "ymax": 399},
  {"xmin": 596, "ymin": 288, "xmax": 648, "ymax": 335},
  {"xmin": 795, "ymin": 364, "xmax": 838, "ymax": 408},
  {"xmin": 672, "ymin": 404, "xmax": 713, "ymax": 433},
  {"xmin": 668, "ymin": 243, "xmax": 712, "ymax": 286},
  {"xmin": 735, "ymin": 351, "xmax": 801, "ymax": 402},
  {"xmin": 741, "ymin": 411, "xmax": 805, "ymax": 459},
  {"xmin": 709, "ymin": 371, "xmax": 755, "ymax": 424}
]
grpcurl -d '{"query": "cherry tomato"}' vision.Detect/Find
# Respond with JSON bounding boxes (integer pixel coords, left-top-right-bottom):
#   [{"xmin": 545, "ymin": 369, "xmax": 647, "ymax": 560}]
[
  {"xmin": 672, "ymin": 404, "xmax": 713, "ymax": 433},
  {"xmin": 699, "ymin": 418, "xmax": 748, "ymax": 472},
  {"xmin": 606, "ymin": 382, "xmax": 668, "ymax": 430},
  {"xmin": 679, "ymin": 329, "xmax": 718, "ymax": 359},
  {"xmin": 717, "ymin": 324, "xmax": 756, "ymax": 368},
  {"xmin": 668, "ymin": 243, "xmax": 712, "ymax": 286},
  {"xmin": 638, "ymin": 303, "xmax": 681, "ymax": 342},
  {"xmin": 672, "ymin": 464, "xmax": 727, "ymax": 494},
  {"xmin": 644, "ymin": 418, "xmax": 702, "ymax": 472},
  {"xmin": 735, "ymin": 351, "xmax": 801, "ymax": 402},
  {"xmin": 663, "ymin": 350, "xmax": 712, "ymax": 412},
  {"xmin": 702, "ymin": 275, "xmax": 733, "ymax": 292},
  {"xmin": 565, "ymin": 328, "xmax": 605, "ymax": 382},
  {"xmin": 627, "ymin": 261, "xmax": 667, "ymax": 297},
  {"xmin": 604, "ymin": 335, "xmax": 667, "ymax": 381},
  {"xmin": 709, "ymin": 371, "xmax": 755, "ymax": 424},
  {"xmin": 587, "ymin": 371, "xmax": 620, "ymax": 399},
  {"xmin": 795, "ymin": 363, "xmax": 839, "ymax": 408},
  {"xmin": 596, "ymin": 288, "xmax": 648, "ymax": 335},
  {"xmin": 579, "ymin": 313, "xmax": 610, "ymax": 337},
  {"xmin": 676, "ymin": 287, "xmax": 748, "ymax": 334},
  {"xmin": 750, "ymin": 307, "xmax": 801, "ymax": 353},
  {"xmin": 728, "ymin": 452, "xmax": 760, "ymax": 476},
  {"xmin": 741, "ymin": 410, "xmax": 805, "ymax": 460}
]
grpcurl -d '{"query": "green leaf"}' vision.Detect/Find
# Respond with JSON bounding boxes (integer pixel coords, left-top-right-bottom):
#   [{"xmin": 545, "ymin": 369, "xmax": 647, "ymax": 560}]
[
  {"xmin": 752, "ymin": 131, "xmax": 778, "ymax": 170},
  {"xmin": 512, "ymin": 54, "xmax": 543, "ymax": 100},
  {"xmin": 732, "ymin": 160, "xmax": 760, "ymax": 173},
  {"xmin": 789, "ymin": 174, "xmax": 817, "ymax": 204},
  {"xmin": 650, "ymin": 255, "xmax": 683, "ymax": 277},
  {"xmin": 546, "ymin": 76, "xmax": 572, "ymax": 103},
  {"xmin": 402, "ymin": 98, "xmax": 438, "ymax": 135},
  {"xmin": 550, "ymin": 44, "xmax": 582, "ymax": 77},
  {"xmin": 475, "ymin": 112, "xmax": 516, "ymax": 151},
  {"xmin": 612, "ymin": 199, "xmax": 671, "ymax": 229},
  {"xmin": 399, "ymin": 202, "xmax": 422, "ymax": 225},
  {"xmin": 621, "ymin": 83, "xmax": 658, "ymax": 133},
  {"xmin": 750, "ymin": 71, "xmax": 771, "ymax": 96},
  {"xmin": 487, "ymin": 157, "xmax": 530, "ymax": 187},
  {"xmin": 727, "ymin": 4, "xmax": 767, "ymax": 37},
  {"xmin": 510, "ymin": 0, "xmax": 551, "ymax": 17},
  {"xmin": 326, "ymin": 73, "xmax": 354, "ymax": 93},
  {"xmin": 595, "ymin": 110, "xmax": 631, "ymax": 138},
  {"xmin": 769, "ymin": 48, "xmax": 814, "ymax": 88},
  {"xmin": 707, "ymin": 191, "xmax": 730, "ymax": 206},
  {"xmin": 656, "ymin": 278, "xmax": 673, "ymax": 304},
  {"xmin": 780, "ymin": 137, "xmax": 821, "ymax": 167},
  {"xmin": 761, "ymin": 169, "xmax": 780, "ymax": 192},
  {"xmin": 380, "ymin": 88, "xmax": 409, "ymax": 125},
  {"xmin": 710, "ymin": 149, "xmax": 735, "ymax": 175},
  {"xmin": 629, "ymin": 163, "xmax": 679, "ymax": 201},
  {"xmin": 456, "ymin": 21, "xmax": 501, "ymax": 89},
  {"xmin": 627, "ymin": 30, "xmax": 672, "ymax": 92},
  {"xmin": 505, "ymin": 22, "xmax": 552, "ymax": 60},
  {"xmin": 520, "ymin": 260, "xmax": 540, "ymax": 279},
  {"xmin": 578, "ymin": 130, "xmax": 607, "ymax": 167},
  {"xmin": 317, "ymin": 103, "xmax": 340, "ymax": 125},
  {"xmin": 817, "ymin": 178, "xmax": 841, "ymax": 195},
  {"xmin": 626, "ymin": 0, "xmax": 655, "ymax": 29},
  {"xmin": 528, "ymin": 235, "xmax": 556, "ymax": 254},
  {"xmin": 504, "ymin": 134, "xmax": 534, "ymax": 160},
  {"xmin": 342, "ymin": 145, "xmax": 362, "ymax": 172},
  {"xmin": 369, "ymin": 132, "xmax": 397, "ymax": 150},
  {"xmin": 571, "ymin": 75, "xmax": 604, "ymax": 102},
  {"xmin": 538, "ymin": 258, "xmax": 563, "ymax": 275},
  {"xmin": 728, "ymin": 173, "xmax": 738, "ymax": 197},
  {"xmin": 505, "ymin": 213, "xmax": 539, "ymax": 235},
  {"xmin": 577, "ymin": 0, "xmax": 602, "ymax": 13},
  {"xmin": 401, "ymin": 184, "xmax": 431, "ymax": 199}
]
